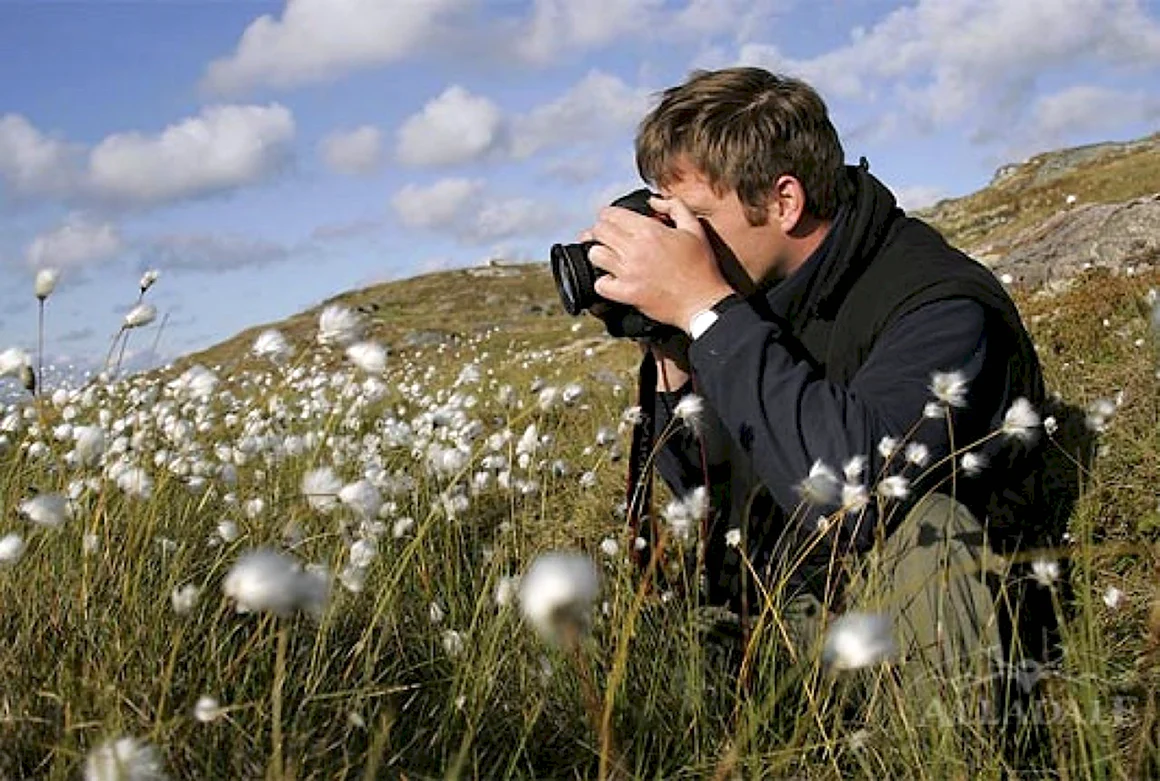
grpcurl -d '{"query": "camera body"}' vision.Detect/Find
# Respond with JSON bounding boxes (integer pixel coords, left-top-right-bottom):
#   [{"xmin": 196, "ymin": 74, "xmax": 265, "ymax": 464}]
[{"xmin": 550, "ymin": 189, "xmax": 684, "ymax": 341}]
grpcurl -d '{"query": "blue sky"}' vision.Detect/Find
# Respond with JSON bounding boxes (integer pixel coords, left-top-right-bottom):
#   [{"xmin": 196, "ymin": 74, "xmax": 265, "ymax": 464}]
[{"xmin": 1, "ymin": 0, "xmax": 1159, "ymax": 378}]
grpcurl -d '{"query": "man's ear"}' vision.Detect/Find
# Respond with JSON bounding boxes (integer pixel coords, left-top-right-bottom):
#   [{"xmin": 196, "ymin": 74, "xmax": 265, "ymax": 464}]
[{"xmin": 772, "ymin": 174, "xmax": 808, "ymax": 235}]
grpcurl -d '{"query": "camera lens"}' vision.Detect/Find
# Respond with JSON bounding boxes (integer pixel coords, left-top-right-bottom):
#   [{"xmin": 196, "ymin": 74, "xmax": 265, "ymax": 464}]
[{"xmin": 550, "ymin": 241, "xmax": 601, "ymax": 315}]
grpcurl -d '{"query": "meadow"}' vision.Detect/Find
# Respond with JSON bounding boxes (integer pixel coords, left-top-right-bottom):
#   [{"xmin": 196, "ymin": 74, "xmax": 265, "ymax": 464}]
[{"xmin": 0, "ymin": 256, "xmax": 1158, "ymax": 780}]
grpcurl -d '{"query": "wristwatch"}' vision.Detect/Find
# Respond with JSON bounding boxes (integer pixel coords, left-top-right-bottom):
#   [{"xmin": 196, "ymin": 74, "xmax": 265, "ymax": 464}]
[{"xmin": 688, "ymin": 293, "xmax": 743, "ymax": 340}]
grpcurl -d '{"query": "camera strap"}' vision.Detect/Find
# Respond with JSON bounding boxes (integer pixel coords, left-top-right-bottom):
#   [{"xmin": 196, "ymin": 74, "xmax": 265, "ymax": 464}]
[{"xmin": 626, "ymin": 351, "xmax": 657, "ymax": 571}]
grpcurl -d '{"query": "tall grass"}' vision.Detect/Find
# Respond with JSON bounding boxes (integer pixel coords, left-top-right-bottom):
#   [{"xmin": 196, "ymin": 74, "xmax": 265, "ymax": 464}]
[{"xmin": 0, "ymin": 264, "xmax": 1157, "ymax": 779}]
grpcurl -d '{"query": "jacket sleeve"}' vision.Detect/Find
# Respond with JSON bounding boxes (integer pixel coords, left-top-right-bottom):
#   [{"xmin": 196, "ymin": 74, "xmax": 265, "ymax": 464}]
[{"xmin": 686, "ymin": 296, "xmax": 1003, "ymax": 535}]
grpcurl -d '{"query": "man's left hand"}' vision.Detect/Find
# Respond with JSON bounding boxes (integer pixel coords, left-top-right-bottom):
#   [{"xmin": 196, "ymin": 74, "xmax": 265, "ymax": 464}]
[{"xmin": 587, "ymin": 195, "xmax": 735, "ymax": 332}]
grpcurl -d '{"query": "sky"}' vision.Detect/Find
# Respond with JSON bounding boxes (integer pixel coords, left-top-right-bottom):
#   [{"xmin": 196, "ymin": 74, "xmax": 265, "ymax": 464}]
[{"xmin": 1, "ymin": 0, "xmax": 1159, "ymax": 380}]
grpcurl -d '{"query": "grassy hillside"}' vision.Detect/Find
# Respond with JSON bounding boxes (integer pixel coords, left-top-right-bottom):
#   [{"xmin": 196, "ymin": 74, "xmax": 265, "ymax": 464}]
[
  {"xmin": 175, "ymin": 264, "xmax": 638, "ymax": 385},
  {"xmin": 917, "ymin": 132, "xmax": 1160, "ymax": 258}
]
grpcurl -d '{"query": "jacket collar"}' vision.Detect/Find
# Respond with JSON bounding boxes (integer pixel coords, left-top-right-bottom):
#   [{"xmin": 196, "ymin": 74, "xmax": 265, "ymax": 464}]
[{"xmin": 765, "ymin": 159, "xmax": 903, "ymax": 326}]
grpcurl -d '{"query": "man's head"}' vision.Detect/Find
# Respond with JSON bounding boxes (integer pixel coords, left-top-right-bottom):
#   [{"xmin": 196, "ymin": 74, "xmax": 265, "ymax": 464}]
[{"xmin": 636, "ymin": 67, "xmax": 848, "ymax": 226}]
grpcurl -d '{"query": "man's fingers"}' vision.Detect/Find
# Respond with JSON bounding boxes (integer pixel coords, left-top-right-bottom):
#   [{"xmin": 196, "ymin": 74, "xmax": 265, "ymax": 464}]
[
  {"xmin": 591, "ymin": 215, "xmax": 631, "ymax": 249},
  {"xmin": 649, "ymin": 195, "xmax": 703, "ymax": 236},
  {"xmin": 593, "ymin": 273, "xmax": 630, "ymax": 304},
  {"xmin": 587, "ymin": 242, "xmax": 618, "ymax": 273}
]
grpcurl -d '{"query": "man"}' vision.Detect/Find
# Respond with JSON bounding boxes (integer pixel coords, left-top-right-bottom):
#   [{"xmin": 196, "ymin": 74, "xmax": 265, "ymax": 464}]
[{"xmin": 584, "ymin": 67, "xmax": 1053, "ymax": 678}]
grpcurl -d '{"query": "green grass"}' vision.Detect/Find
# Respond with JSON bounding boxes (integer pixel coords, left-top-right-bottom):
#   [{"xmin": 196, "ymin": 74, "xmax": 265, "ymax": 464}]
[
  {"xmin": 2, "ymin": 260, "xmax": 1158, "ymax": 779},
  {"xmin": 3, "ymin": 132, "xmax": 1160, "ymax": 777}
]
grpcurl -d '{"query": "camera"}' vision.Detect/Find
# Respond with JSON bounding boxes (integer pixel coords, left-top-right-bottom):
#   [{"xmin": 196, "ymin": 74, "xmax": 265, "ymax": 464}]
[{"xmin": 550, "ymin": 189, "xmax": 682, "ymax": 341}]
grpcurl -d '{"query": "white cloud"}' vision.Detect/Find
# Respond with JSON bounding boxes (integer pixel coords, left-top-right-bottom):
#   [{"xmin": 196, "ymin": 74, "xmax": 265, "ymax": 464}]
[
  {"xmin": 391, "ymin": 177, "xmax": 484, "ymax": 229},
  {"xmin": 0, "ymin": 114, "xmax": 80, "ymax": 197},
  {"xmin": 88, "ymin": 104, "xmax": 295, "ymax": 206},
  {"xmin": 511, "ymin": 0, "xmax": 784, "ymax": 63},
  {"xmin": 24, "ymin": 213, "xmax": 123, "ymax": 270},
  {"xmin": 893, "ymin": 184, "xmax": 947, "ymax": 212},
  {"xmin": 1021, "ymin": 85, "xmax": 1160, "ymax": 150},
  {"xmin": 542, "ymin": 153, "xmax": 606, "ymax": 183},
  {"xmin": 669, "ymin": 0, "xmax": 788, "ymax": 41},
  {"xmin": 201, "ymin": 0, "xmax": 468, "ymax": 95},
  {"xmin": 396, "ymin": 86, "xmax": 505, "ymax": 167},
  {"xmin": 510, "ymin": 70, "xmax": 651, "ymax": 158},
  {"xmin": 733, "ymin": 0, "xmax": 1160, "ymax": 140},
  {"xmin": 391, "ymin": 178, "xmax": 565, "ymax": 245},
  {"xmin": 515, "ymin": 0, "xmax": 663, "ymax": 63},
  {"xmin": 146, "ymin": 233, "xmax": 293, "ymax": 273},
  {"xmin": 469, "ymin": 197, "xmax": 562, "ymax": 242},
  {"xmin": 395, "ymin": 72, "xmax": 648, "ymax": 169},
  {"xmin": 320, "ymin": 125, "xmax": 383, "ymax": 175}
]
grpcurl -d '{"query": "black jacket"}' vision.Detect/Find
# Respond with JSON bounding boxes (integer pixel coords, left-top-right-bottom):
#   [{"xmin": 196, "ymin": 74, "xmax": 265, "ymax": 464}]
[{"xmin": 651, "ymin": 162, "xmax": 1046, "ymax": 610}]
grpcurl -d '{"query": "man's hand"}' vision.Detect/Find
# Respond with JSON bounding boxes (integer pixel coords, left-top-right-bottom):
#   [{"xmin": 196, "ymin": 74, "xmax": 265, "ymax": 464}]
[{"xmin": 586, "ymin": 196, "xmax": 735, "ymax": 332}]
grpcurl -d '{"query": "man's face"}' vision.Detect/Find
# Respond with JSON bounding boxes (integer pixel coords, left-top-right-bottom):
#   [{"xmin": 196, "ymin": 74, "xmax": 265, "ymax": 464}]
[{"xmin": 659, "ymin": 161, "xmax": 786, "ymax": 284}]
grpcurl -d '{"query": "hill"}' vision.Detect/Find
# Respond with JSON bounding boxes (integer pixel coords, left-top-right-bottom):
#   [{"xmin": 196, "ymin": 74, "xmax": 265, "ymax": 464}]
[
  {"xmin": 177, "ymin": 130, "xmax": 1160, "ymax": 375},
  {"xmin": 916, "ymin": 131, "xmax": 1160, "ymax": 261}
]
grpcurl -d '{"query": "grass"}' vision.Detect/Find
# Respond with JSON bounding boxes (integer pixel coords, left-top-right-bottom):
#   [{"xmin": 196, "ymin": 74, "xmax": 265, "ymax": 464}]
[
  {"xmin": 1, "ymin": 258, "xmax": 1157, "ymax": 779},
  {"xmin": 2, "ymin": 134, "xmax": 1160, "ymax": 777}
]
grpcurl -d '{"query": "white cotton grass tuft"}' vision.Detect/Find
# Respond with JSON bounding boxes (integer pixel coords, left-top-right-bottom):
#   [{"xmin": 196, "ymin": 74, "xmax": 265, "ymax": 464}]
[
  {"xmin": 929, "ymin": 370, "xmax": 969, "ymax": 408},
  {"xmin": 1001, "ymin": 397, "xmax": 1040, "ymax": 442},
  {"xmin": 674, "ymin": 394, "xmax": 704, "ymax": 433},
  {"xmin": 841, "ymin": 483, "xmax": 869, "ymax": 515},
  {"xmin": 494, "ymin": 575, "xmax": 519, "ymax": 608},
  {"xmin": 662, "ymin": 485, "xmax": 708, "ymax": 542},
  {"xmin": 518, "ymin": 551, "xmax": 601, "ymax": 643},
  {"xmin": 842, "ymin": 455, "xmax": 867, "ymax": 483},
  {"xmin": 822, "ymin": 612, "xmax": 897, "ymax": 671},
  {"xmin": 1031, "ymin": 558, "xmax": 1061, "ymax": 588},
  {"xmin": 441, "ymin": 629, "xmax": 465, "ymax": 657},
  {"xmin": 171, "ymin": 584, "xmax": 201, "ymax": 615},
  {"xmin": 303, "ymin": 466, "xmax": 342, "ymax": 512},
  {"xmin": 19, "ymin": 493, "xmax": 72, "ymax": 527},
  {"xmin": 876, "ymin": 475, "xmax": 910, "ymax": 501},
  {"xmin": 0, "ymin": 347, "xmax": 31, "ymax": 378},
  {"xmin": 74, "ymin": 425, "xmax": 107, "ymax": 467},
  {"xmin": 0, "ymin": 533, "xmax": 26, "ymax": 565},
  {"xmin": 960, "ymin": 451, "xmax": 987, "ymax": 476},
  {"xmin": 109, "ymin": 463, "xmax": 153, "ymax": 499},
  {"xmin": 1103, "ymin": 585, "xmax": 1124, "ymax": 609},
  {"xmin": 84, "ymin": 735, "xmax": 168, "ymax": 781},
  {"xmin": 339, "ymin": 479, "xmax": 382, "ymax": 520},
  {"xmin": 35, "ymin": 267, "xmax": 59, "ymax": 300},
  {"xmin": 223, "ymin": 548, "xmax": 330, "ymax": 617},
  {"xmin": 346, "ymin": 341, "xmax": 387, "ymax": 375},
  {"xmin": 1085, "ymin": 397, "xmax": 1118, "ymax": 433},
  {"xmin": 318, "ymin": 304, "xmax": 364, "ymax": 346},
  {"xmin": 139, "ymin": 269, "xmax": 160, "ymax": 293},
  {"xmin": 904, "ymin": 442, "xmax": 929, "ymax": 467},
  {"xmin": 876, "ymin": 436, "xmax": 899, "ymax": 460},
  {"xmin": 193, "ymin": 695, "xmax": 222, "ymax": 723},
  {"xmin": 252, "ymin": 329, "xmax": 293, "ymax": 363},
  {"xmin": 797, "ymin": 459, "xmax": 842, "ymax": 507},
  {"xmin": 123, "ymin": 303, "xmax": 157, "ymax": 329},
  {"xmin": 171, "ymin": 365, "xmax": 218, "ymax": 400}
]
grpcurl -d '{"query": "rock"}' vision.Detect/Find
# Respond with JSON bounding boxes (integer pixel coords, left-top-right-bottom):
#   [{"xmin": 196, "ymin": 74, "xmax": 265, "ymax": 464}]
[{"xmin": 990, "ymin": 194, "xmax": 1160, "ymax": 287}]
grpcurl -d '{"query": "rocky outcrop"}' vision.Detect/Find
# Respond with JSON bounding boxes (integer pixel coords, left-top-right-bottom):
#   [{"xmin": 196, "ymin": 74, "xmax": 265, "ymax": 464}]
[{"xmin": 987, "ymin": 194, "xmax": 1160, "ymax": 289}]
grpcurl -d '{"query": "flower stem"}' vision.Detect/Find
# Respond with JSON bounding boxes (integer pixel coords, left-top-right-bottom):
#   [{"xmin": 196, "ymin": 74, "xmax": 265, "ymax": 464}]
[{"xmin": 270, "ymin": 621, "xmax": 289, "ymax": 779}]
